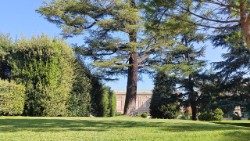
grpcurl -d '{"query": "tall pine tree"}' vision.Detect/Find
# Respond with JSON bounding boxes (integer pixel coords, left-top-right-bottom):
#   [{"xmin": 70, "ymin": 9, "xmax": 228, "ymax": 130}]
[{"xmin": 38, "ymin": 0, "xmax": 159, "ymax": 115}]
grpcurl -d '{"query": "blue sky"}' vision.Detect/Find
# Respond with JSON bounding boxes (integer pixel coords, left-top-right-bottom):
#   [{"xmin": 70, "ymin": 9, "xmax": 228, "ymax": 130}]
[{"xmin": 0, "ymin": 0, "xmax": 226, "ymax": 91}]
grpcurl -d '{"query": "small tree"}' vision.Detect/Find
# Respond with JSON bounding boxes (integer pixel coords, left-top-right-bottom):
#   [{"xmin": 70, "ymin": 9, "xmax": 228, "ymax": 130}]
[{"xmin": 150, "ymin": 72, "xmax": 179, "ymax": 119}]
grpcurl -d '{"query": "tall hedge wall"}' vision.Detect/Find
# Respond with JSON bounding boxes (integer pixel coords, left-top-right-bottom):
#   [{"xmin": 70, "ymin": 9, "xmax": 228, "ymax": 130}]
[
  {"xmin": 9, "ymin": 36, "xmax": 74, "ymax": 116},
  {"xmin": 68, "ymin": 57, "xmax": 92, "ymax": 116},
  {"xmin": 0, "ymin": 35, "xmax": 115, "ymax": 117}
]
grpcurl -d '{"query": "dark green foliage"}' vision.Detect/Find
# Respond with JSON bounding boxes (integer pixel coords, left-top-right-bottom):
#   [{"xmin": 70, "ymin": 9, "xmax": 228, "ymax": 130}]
[
  {"xmin": 0, "ymin": 80, "xmax": 25, "ymax": 115},
  {"xmin": 141, "ymin": 112, "xmax": 148, "ymax": 118},
  {"xmin": 198, "ymin": 111, "xmax": 214, "ymax": 121},
  {"xmin": 247, "ymin": 102, "xmax": 250, "ymax": 119},
  {"xmin": 90, "ymin": 76, "xmax": 104, "ymax": 117},
  {"xmin": 90, "ymin": 77, "xmax": 116, "ymax": 117},
  {"xmin": 150, "ymin": 72, "xmax": 179, "ymax": 119},
  {"xmin": 232, "ymin": 113, "xmax": 241, "ymax": 120},
  {"xmin": 108, "ymin": 89, "xmax": 116, "ymax": 117},
  {"xmin": 68, "ymin": 58, "xmax": 92, "ymax": 117},
  {"xmin": 198, "ymin": 108, "xmax": 224, "ymax": 121},
  {"xmin": 0, "ymin": 35, "xmax": 12, "ymax": 81},
  {"xmin": 8, "ymin": 36, "xmax": 74, "ymax": 116},
  {"xmin": 0, "ymin": 35, "xmax": 112, "ymax": 117},
  {"xmin": 37, "ymin": 0, "xmax": 162, "ymax": 114},
  {"xmin": 213, "ymin": 26, "xmax": 250, "ymax": 119}
]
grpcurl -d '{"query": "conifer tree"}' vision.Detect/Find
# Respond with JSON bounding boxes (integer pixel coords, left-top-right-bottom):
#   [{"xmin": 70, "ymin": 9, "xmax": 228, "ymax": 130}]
[
  {"xmin": 38, "ymin": 0, "xmax": 159, "ymax": 115},
  {"xmin": 150, "ymin": 72, "xmax": 179, "ymax": 119}
]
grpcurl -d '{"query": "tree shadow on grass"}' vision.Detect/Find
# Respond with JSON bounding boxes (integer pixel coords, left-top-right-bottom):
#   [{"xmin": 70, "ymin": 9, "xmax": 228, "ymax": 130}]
[
  {"xmin": 0, "ymin": 118, "xmax": 249, "ymax": 133},
  {"xmin": 212, "ymin": 121, "xmax": 250, "ymax": 128}
]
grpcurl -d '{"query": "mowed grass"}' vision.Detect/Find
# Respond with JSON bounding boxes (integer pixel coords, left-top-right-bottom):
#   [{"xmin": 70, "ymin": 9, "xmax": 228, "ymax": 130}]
[{"xmin": 0, "ymin": 116, "xmax": 250, "ymax": 141}]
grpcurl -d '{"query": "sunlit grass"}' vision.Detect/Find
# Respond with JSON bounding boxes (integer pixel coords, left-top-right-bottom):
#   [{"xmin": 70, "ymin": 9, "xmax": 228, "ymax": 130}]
[{"xmin": 0, "ymin": 116, "xmax": 249, "ymax": 141}]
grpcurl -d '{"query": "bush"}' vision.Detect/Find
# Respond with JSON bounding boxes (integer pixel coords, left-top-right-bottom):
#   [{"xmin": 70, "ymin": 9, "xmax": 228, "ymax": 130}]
[
  {"xmin": 198, "ymin": 108, "xmax": 224, "ymax": 121},
  {"xmin": 0, "ymin": 80, "xmax": 25, "ymax": 115},
  {"xmin": 213, "ymin": 108, "xmax": 224, "ymax": 121},
  {"xmin": 198, "ymin": 111, "xmax": 214, "ymax": 121},
  {"xmin": 141, "ymin": 112, "xmax": 148, "ymax": 118}
]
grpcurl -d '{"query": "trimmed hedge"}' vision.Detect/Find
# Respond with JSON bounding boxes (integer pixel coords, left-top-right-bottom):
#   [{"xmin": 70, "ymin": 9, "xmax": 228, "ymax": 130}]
[
  {"xmin": 0, "ymin": 80, "xmax": 25, "ymax": 115},
  {"xmin": 68, "ymin": 58, "xmax": 92, "ymax": 117},
  {"xmin": 9, "ymin": 36, "xmax": 74, "ymax": 116},
  {"xmin": 0, "ymin": 35, "xmax": 113, "ymax": 117}
]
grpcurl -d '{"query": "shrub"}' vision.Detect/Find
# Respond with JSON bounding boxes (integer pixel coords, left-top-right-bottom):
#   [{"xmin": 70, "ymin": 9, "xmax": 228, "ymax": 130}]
[
  {"xmin": 115, "ymin": 112, "xmax": 122, "ymax": 116},
  {"xmin": 198, "ymin": 111, "xmax": 214, "ymax": 121},
  {"xmin": 198, "ymin": 108, "xmax": 224, "ymax": 121},
  {"xmin": 141, "ymin": 112, "xmax": 148, "ymax": 118},
  {"xmin": 213, "ymin": 108, "xmax": 224, "ymax": 121},
  {"xmin": 0, "ymin": 80, "xmax": 25, "ymax": 115}
]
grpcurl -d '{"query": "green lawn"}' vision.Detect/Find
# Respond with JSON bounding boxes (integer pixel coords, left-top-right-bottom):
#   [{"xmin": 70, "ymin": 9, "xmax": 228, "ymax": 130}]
[{"xmin": 0, "ymin": 116, "xmax": 249, "ymax": 141}]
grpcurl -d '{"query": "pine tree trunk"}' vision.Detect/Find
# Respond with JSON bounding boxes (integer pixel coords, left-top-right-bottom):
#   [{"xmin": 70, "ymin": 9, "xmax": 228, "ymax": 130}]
[
  {"xmin": 239, "ymin": 1, "xmax": 250, "ymax": 48},
  {"xmin": 123, "ymin": 52, "xmax": 138, "ymax": 115},
  {"xmin": 188, "ymin": 76, "xmax": 197, "ymax": 120},
  {"xmin": 123, "ymin": 0, "xmax": 138, "ymax": 115},
  {"xmin": 190, "ymin": 95, "xmax": 197, "ymax": 120}
]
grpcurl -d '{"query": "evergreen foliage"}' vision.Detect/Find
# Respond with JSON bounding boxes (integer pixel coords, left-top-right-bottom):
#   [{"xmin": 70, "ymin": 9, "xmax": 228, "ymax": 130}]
[
  {"xmin": 37, "ymin": 0, "xmax": 160, "ymax": 114},
  {"xmin": 0, "ymin": 80, "xmax": 25, "ymax": 116},
  {"xmin": 0, "ymin": 35, "xmax": 113, "ymax": 117},
  {"xmin": 91, "ymin": 85, "xmax": 116, "ymax": 117},
  {"xmin": 0, "ymin": 35, "xmax": 12, "ymax": 80},
  {"xmin": 198, "ymin": 108, "xmax": 224, "ymax": 121},
  {"xmin": 150, "ymin": 72, "xmax": 179, "ymax": 119},
  {"xmin": 8, "ymin": 36, "xmax": 74, "ymax": 116},
  {"xmin": 68, "ymin": 58, "xmax": 92, "ymax": 117}
]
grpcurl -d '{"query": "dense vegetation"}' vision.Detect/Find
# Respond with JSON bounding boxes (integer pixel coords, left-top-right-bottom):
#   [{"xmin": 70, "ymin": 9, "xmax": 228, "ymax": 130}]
[
  {"xmin": 150, "ymin": 72, "xmax": 179, "ymax": 119},
  {"xmin": 0, "ymin": 0, "xmax": 249, "ymax": 122},
  {"xmin": 37, "ymin": 0, "xmax": 249, "ymax": 119},
  {"xmin": 0, "ymin": 35, "xmax": 115, "ymax": 117},
  {"xmin": 0, "ymin": 80, "xmax": 25, "ymax": 115}
]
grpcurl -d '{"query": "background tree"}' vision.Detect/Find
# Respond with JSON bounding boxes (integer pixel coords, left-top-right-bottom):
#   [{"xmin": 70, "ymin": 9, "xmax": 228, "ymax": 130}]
[
  {"xmin": 169, "ymin": 0, "xmax": 250, "ymax": 49},
  {"xmin": 212, "ymin": 23, "xmax": 250, "ymax": 118},
  {"xmin": 0, "ymin": 35, "xmax": 12, "ymax": 81},
  {"xmin": 150, "ymin": 72, "xmax": 179, "ymax": 119},
  {"xmin": 38, "ymin": 0, "xmax": 159, "ymax": 115},
  {"xmin": 143, "ymin": 4, "xmax": 206, "ymax": 120}
]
